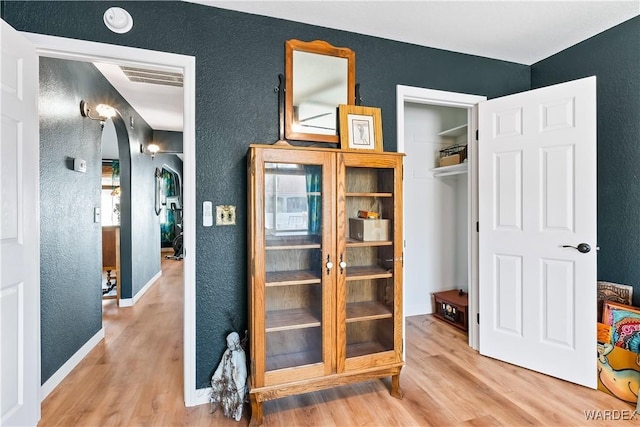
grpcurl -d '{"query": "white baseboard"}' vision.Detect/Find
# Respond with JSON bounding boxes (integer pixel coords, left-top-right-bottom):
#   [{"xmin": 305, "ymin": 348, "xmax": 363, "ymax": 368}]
[
  {"xmin": 118, "ymin": 269, "xmax": 162, "ymax": 308},
  {"xmin": 41, "ymin": 328, "xmax": 104, "ymax": 401},
  {"xmin": 192, "ymin": 387, "xmax": 212, "ymax": 406},
  {"xmin": 405, "ymin": 303, "xmax": 432, "ymax": 317}
]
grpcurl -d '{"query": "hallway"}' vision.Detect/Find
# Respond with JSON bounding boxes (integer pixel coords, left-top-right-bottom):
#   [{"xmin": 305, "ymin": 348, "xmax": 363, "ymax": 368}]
[{"xmin": 39, "ymin": 258, "xmax": 219, "ymax": 425}]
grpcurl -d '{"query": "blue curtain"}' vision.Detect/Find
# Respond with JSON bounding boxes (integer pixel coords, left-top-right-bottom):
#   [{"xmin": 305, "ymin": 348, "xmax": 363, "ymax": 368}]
[
  {"xmin": 160, "ymin": 169, "xmax": 177, "ymax": 245},
  {"xmin": 305, "ymin": 165, "xmax": 322, "ymax": 235},
  {"xmin": 111, "ymin": 160, "xmax": 120, "ymax": 185}
]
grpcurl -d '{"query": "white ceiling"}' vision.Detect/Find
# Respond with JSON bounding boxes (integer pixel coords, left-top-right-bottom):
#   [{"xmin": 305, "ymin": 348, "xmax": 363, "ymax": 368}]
[
  {"xmin": 192, "ymin": 0, "xmax": 640, "ymax": 65},
  {"xmin": 96, "ymin": 1, "xmax": 640, "ymax": 132},
  {"xmin": 94, "ymin": 62, "xmax": 184, "ymax": 132}
]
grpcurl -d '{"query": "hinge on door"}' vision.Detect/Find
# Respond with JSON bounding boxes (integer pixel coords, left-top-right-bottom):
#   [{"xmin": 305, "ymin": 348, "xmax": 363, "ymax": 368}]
[
  {"xmin": 477, "ymin": 313, "xmax": 480, "ymax": 324},
  {"xmin": 475, "ymin": 129, "xmax": 479, "ymax": 141},
  {"xmin": 476, "ymin": 221, "xmax": 479, "ymax": 233}
]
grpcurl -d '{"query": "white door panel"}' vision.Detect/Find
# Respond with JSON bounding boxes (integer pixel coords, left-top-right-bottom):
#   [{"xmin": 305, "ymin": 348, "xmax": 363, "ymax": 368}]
[
  {"xmin": 479, "ymin": 77, "xmax": 596, "ymax": 388},
  {"xmin": 1, "ymin": 19, "xmax": 40, "ymax": 426}
]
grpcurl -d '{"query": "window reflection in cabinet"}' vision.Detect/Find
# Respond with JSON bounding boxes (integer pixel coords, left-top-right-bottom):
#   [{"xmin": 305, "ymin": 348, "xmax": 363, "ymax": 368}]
[{"xmin": 265, "ymin": 163, "xmax": 321, "ymax": 236}]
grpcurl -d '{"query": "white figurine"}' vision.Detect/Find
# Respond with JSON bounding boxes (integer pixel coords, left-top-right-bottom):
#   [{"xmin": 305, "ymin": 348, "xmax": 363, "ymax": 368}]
[{"xmin": 210, "ymin": 332, "xmax": 247, "ymax": 421}]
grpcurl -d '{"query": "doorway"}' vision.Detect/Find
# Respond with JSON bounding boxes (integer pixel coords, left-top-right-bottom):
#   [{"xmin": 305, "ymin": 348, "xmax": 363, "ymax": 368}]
[
  {"xmin": 397, "ymin": 79, "xmax": 598, "ymax": 388},
  {"xmin": 23, "ymin": 32, "xmax": 198, "ymax": 406},
  {"xmin": 396, "ymin": 85, "xmax": 486, "ymax": 350}
]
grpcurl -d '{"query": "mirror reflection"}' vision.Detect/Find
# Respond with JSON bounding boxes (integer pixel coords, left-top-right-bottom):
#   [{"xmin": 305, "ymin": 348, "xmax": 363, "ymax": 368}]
[
  {"xmin": 285, "ymin": 40, "xmax": 355, "ymax": 144},
  {"xmin": 292, "ymin": 51, "xmax": 348, "ymax": 136}
]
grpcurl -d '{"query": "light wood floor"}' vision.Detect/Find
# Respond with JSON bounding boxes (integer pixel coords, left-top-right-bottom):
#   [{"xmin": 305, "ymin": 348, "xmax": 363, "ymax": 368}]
[{"xmin": 39, "ymin": 259, "xmax": 638, "ymax": 426}]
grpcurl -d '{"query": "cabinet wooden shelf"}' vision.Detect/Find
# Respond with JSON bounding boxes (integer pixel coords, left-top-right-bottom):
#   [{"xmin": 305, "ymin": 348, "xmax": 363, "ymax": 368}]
[
  {"xmin": 346, "ymin": 301, "xmax": 392, "ymax": 322},
  {"xmin": 266, "ymin": 351, "xmax": 321, "ymax": 372},
  {"xmin": 346, "ymin": 341, "xmax": 390, "ymax": 358},
  {"xmin": 266, "ymin": 236, "xmax": 321, "ymax": 250},
  {"xmin": 266, "ymin": 308, "xmax": 322, "ymax": 332},
  {"xmin": 346, "ymin": 239, "xmax": 393, "ymax": 247},
  {"xmin": 265, "ymin": 270, "xmax": 321, "ymax": 286},
  {"xmin": 346, "ymin": 192, "xmax": 393, "ymax": 198},
  {"xmin": 345, "ymin": 265, "xmax": 392, "ymax": 280},
  {"xmin": 248, "ymin": 145, "xmax": 404, "ymax": 426}
]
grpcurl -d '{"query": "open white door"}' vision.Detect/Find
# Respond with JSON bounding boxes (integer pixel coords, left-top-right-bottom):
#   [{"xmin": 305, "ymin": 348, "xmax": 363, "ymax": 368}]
[
  {"xmin": 478, "ymin": 77, "xmax": 597, "ymax": 388},
  {"xmin": 1, "ymin": 20, "xmax": 41, "ymax": 426}
]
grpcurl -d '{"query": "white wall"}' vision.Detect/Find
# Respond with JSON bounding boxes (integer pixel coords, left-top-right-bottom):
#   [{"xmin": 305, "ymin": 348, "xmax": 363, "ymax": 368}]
[{"xmin": 403, "ymin": 103, "xmax": 467, "ymax": 316}]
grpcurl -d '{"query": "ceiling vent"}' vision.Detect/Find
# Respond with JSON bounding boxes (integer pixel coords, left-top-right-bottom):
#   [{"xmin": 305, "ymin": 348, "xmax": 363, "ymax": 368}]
[{"xmin": 120, "ymin": 66, "xmax": 183, "ymax": 88}]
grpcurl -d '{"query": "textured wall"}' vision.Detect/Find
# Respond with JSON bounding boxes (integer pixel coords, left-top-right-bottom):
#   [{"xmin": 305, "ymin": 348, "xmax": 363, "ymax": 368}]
[
  {"xmin": 37, "ymin": 56, "xmax": 161, "ymax": 382},
  {"xmin": 531, "ymin": 16, "xmax": 640, "ymax": 306},
  {"xmin": 4, "ymin": 1, "xmax": 531, "ymax": 387},
  {"xmin": 38, "ymin": 58, "xmax": 104, "ymax": 383},
  {"xmin": 152, "ymin": 130, "xmax": 183, "ymax": 153}
]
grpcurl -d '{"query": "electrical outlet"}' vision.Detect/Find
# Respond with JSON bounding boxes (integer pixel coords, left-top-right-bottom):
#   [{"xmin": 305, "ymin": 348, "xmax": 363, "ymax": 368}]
[{"xmin": 215, "ymin": 205, "xmax": 236, "ymax": 226}]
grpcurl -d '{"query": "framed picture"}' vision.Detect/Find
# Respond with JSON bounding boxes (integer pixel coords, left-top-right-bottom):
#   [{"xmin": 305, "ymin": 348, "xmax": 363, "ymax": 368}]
[
  {"xmin": 338, "ymin": 104, "xmax": 383, "ymax": 152},
  {"xmin": 154, "ymin": 167, "xmax": 162, "ymax": 215}
]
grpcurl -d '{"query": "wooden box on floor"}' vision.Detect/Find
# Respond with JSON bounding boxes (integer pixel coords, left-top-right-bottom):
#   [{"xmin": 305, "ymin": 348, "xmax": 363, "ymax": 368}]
[
  {"xmin": 247, "ymin": 144, "xmax": 405, "ymax": 426},
  {"xmin": 432, "ymin": 289, "xmax": 468, "ymax": 332}
]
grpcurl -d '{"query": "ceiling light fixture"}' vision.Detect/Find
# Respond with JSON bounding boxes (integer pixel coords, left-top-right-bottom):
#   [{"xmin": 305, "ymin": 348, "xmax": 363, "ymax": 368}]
[{"xmin": 103, "ymin": 7, "xmax": 133, "ymax": 34}]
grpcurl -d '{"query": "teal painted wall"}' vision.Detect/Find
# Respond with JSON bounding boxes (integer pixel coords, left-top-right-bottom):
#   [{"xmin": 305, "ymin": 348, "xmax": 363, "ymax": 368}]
[
  {"xmin": 37, "ymin": 56, "xmax": 163, "ymax": 382},
  {"xmin": 531, "ymin": 16, "xmax": 640, "ymax": 306},
  {"xmin": 3, "ymin": 1, "xmax": 531, "ymax": 387}
]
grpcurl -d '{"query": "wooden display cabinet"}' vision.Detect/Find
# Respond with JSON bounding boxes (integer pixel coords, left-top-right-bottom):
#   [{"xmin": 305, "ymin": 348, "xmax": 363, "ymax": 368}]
[{"xmin": 247, "ymin": 145, "xmax": 404, "ymax": 426}]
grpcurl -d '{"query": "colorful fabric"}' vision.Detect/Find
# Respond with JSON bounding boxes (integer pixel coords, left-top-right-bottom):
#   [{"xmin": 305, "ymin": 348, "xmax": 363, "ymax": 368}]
[{"xmin": 610, "ymin": 309, "xmax": 640, "ymax": 354}]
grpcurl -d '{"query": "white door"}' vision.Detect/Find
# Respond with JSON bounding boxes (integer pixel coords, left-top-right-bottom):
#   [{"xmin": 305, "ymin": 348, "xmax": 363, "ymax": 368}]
[
  {"xmin": 1, "ymin": 20, "xmax": 41, "ymax": 426},
  {"xmin": 478, "ymin": 76, "xmax": 597, "ymax": 388}
]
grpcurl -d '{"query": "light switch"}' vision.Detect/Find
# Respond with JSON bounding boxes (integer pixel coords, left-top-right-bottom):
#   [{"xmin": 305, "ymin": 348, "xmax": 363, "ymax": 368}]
[
  {"xmin": 94, "ymin": 207, "xmax": 101, "ymax": 223},
  {"xmin": 203, "ymin": 201, "xmax": 213, "ymax": 227}
]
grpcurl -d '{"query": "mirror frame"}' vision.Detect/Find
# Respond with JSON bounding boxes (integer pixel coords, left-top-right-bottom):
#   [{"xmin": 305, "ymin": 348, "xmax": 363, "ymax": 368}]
[{"xmin": 285, "ymin": 39, "xmax": 355, "ymax": 144}]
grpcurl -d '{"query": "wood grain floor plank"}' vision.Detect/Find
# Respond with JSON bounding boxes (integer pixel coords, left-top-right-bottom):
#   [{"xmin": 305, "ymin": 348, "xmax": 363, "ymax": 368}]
[{"xmin": 39, "ymin": 259, "xmax": 639, "ymax": 426}]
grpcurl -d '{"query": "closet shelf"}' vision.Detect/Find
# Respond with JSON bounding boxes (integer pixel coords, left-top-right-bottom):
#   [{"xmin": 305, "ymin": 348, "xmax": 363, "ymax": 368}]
[
  {"xmin": 430, "ymin": 163, "xmax": 468, "ymax": 177},
  {"xmin": 438, "ymin": 124, "xmax": 468, "ymax": 138}
]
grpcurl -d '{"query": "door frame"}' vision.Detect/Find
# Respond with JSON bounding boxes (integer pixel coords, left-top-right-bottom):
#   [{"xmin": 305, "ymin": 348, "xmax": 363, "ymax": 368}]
[
  {"xmin": 396, "ymin": 85, "xmax": 486, "ymax": 350},
  {"xmin": 20, "ymin": 32, "xmax": 199, "ymax": 406}
]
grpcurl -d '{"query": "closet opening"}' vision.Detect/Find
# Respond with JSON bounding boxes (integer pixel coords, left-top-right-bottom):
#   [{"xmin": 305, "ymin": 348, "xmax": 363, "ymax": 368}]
[{"xmin": 398, "ymin": 86, "xmax": 486, "ymax": 350}]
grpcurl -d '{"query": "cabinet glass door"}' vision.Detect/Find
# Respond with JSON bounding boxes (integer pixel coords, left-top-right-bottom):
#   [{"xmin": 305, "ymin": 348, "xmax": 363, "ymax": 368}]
[
  {"xmin": 337, "ymin": 153, "xmax": 403, "ymax": 371},
  {"xmin": 258, "ymin": 149, "xmax": 334, "ymax": 385}
]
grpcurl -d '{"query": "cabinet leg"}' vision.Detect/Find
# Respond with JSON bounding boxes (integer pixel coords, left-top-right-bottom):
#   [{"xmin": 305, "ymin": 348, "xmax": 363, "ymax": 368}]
[
  {"xmin": 249, "ymin": 393, "xmax": 263, "ymax": 427},
  {"xmin": 390, "ymin": 374, "xmax": 404, "ymax": 399}
]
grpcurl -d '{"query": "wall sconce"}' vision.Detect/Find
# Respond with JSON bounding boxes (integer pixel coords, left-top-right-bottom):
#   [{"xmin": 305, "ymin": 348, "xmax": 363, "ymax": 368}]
[
  {"xmin": 141, "ymin": 142, "xmax": 160, "ymax": 159},
  {"xmin": 80, "ymin": 100, "xmax": 117, "ymax": 129}
]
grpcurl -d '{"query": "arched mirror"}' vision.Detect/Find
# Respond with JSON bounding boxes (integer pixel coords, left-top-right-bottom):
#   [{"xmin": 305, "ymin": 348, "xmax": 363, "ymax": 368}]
[{"xmin": 285, "ymin": 39, "xmax": 355, "ymax": 144}]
